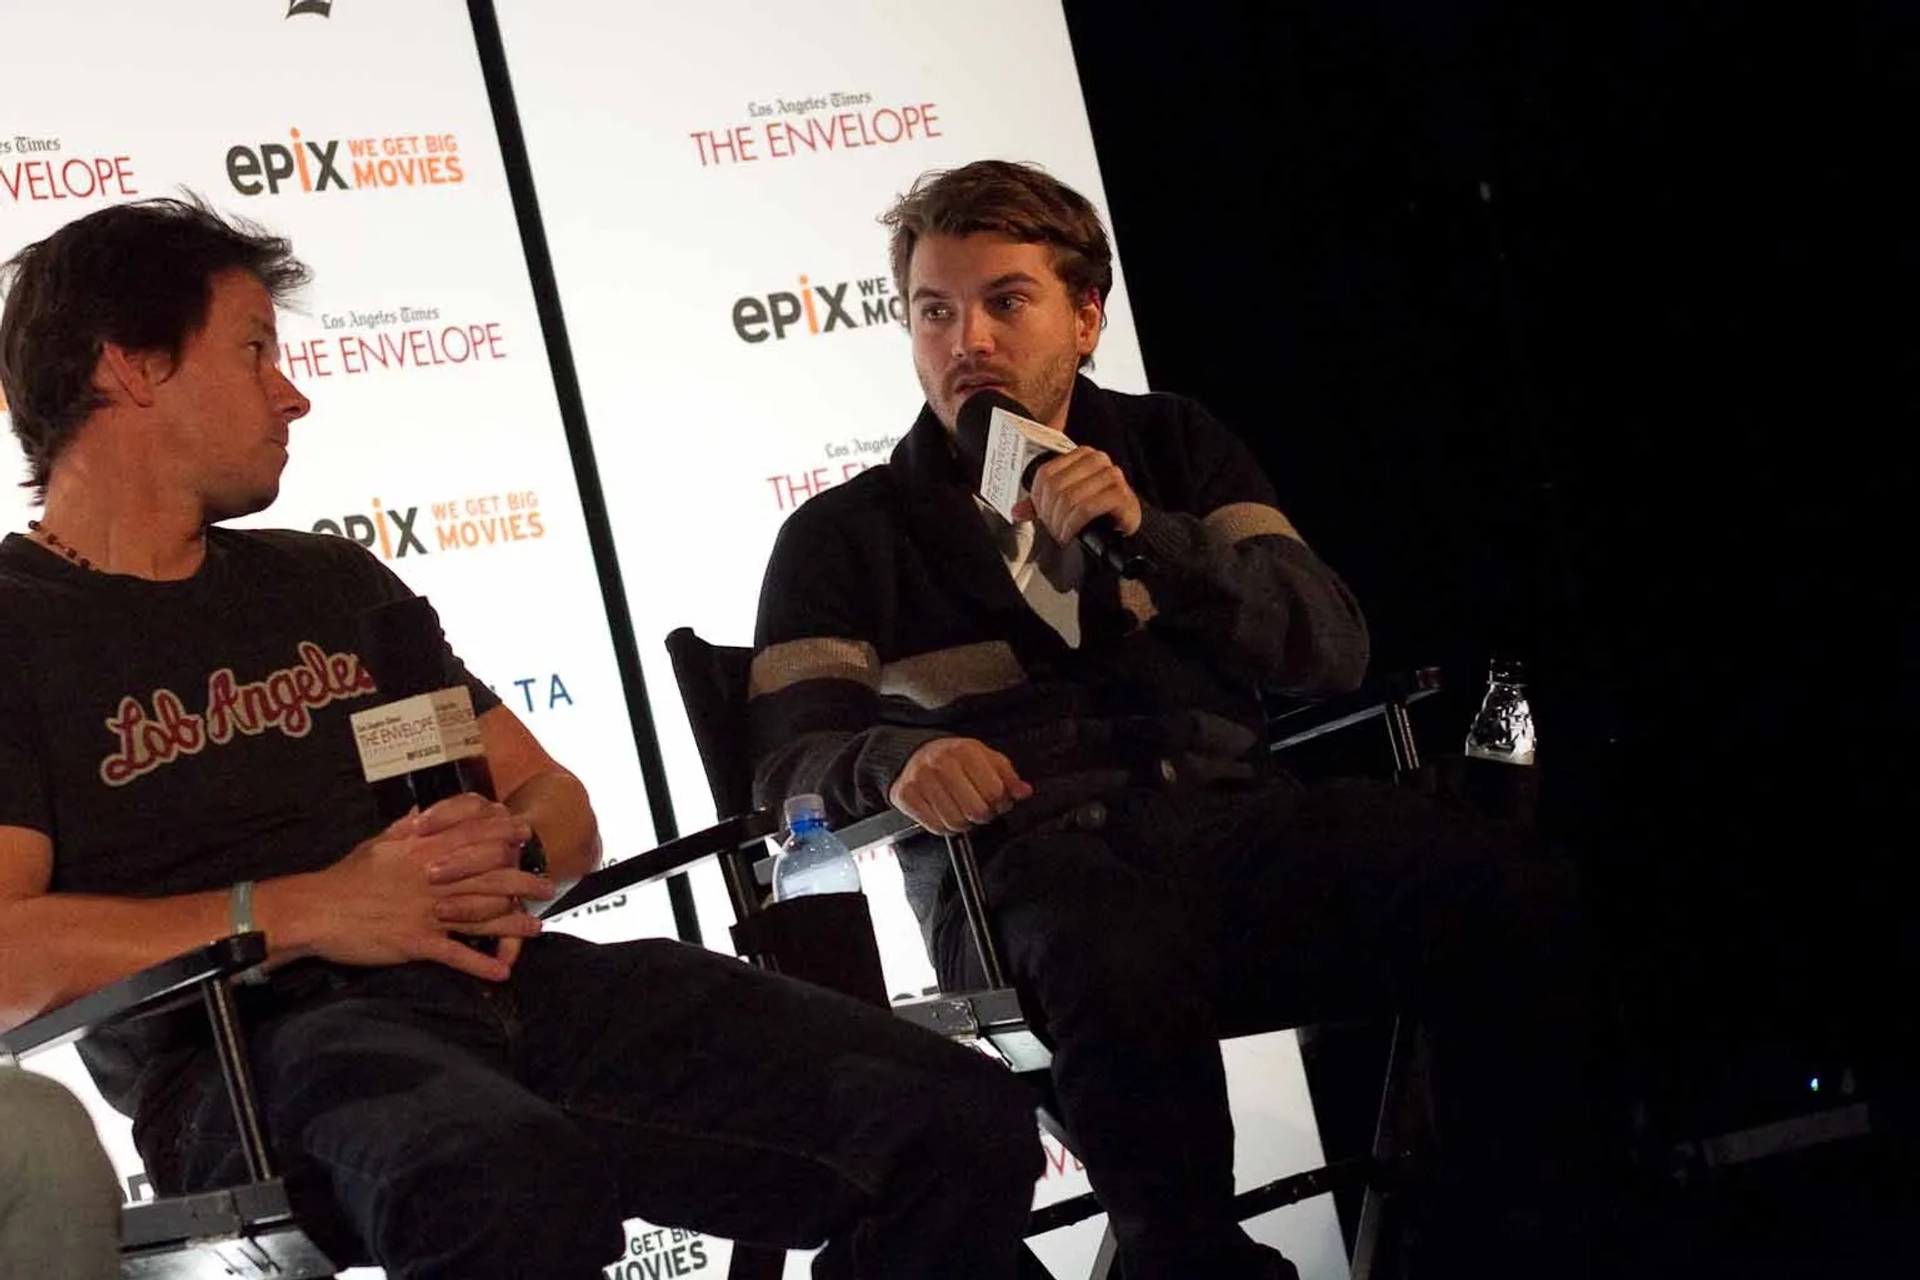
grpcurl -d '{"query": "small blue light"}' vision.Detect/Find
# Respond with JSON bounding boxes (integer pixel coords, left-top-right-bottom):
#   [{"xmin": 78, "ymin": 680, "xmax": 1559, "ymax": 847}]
[{"xmin": 1809, "ymin": 1077, "xmax": 1821, "ymax": 1092}]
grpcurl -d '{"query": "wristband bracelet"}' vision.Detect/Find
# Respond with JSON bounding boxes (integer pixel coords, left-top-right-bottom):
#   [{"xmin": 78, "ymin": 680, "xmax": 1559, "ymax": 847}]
[{"xmin": 229, "ymin": 879, "xmax": 268, "ymax": 985}]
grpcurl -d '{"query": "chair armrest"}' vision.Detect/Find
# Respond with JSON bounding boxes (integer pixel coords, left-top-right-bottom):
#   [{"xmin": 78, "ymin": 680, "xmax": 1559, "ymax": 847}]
[
  {"xmin": 1266, "ymin": 666, "xmax": 1443, "ymax": 754},
  {"xmin": 831, "ymin": 808, "xmax": 924, "ymax": 856},
  {"xmin": 546, "ymin": 807, "xmax": 930, "ymax": 919},
  {"xmin": 0, "ymin": 932, "xmax": 268, "ymax": 1061},
  {"xmin": 543, "ymin": 811, "xmax": 781, "ymax": 917}
]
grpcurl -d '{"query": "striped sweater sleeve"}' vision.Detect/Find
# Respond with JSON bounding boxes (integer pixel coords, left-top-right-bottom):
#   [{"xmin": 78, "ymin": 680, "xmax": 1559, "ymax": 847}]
[
  {"xmin": 1121, "ymin": 399, "xmax": 1371, "ymax": 697},
  {"xmin": 748, "ymin": 498, "xmax": 944, "ymax": 824}
]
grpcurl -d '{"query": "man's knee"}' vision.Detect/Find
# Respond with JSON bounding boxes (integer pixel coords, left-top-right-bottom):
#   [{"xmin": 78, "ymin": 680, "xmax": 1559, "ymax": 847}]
[
  {"xmin": 912, "ymin": 1047, "xmax": 1045, "ymax": 1191},
  {"xmin": 998, "ymin": 885, "xmax": 1212, "ymax": 1041},
  {"xmin": 348, "ymin": 1101, "xmax": 624, "ymax": 1272}
]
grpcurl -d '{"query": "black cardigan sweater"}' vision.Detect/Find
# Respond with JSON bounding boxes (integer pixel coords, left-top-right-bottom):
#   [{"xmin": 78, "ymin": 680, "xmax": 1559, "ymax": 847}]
[{"xmin": 748, "ymin": 375, "xmax": 1371, "ymax": 836}]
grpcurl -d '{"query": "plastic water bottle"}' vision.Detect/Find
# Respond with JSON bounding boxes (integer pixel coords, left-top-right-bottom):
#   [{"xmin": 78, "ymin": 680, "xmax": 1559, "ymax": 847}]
[
  {"xmin": 1463, "ymin": 658, "xmax": 1539, "ymax": 822},
  {"xmin": 772, "ymin": 793, "xmax": 863, "ymax": 901},
  {"xmin": 1465, "ymin": 657, "xmax": 1537, "ymax": 765}
]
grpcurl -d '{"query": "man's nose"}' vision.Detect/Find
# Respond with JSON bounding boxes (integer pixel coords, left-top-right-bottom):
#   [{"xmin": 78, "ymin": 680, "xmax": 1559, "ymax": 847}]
[
  {"xmin": 952, "ymin": 305, "xmax": 994, "ymax": 358},
  {"xmin": 274, "ymin": 366, "xmax": 312, "ymax": 422}
]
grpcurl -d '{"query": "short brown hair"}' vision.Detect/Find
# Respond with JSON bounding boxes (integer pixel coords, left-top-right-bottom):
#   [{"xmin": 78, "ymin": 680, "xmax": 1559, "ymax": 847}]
[
  {"xmin": 0, "ymin": 195, "xmax": 309, "ymax": 501},
  {"xmin": 882, "ymin": 159, "xmax": 1113, "ymax": 340}
]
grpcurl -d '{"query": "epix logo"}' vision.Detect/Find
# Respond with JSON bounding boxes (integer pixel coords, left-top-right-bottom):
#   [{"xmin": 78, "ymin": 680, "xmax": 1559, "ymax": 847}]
[
  {"xmin": 732, "ymin": 273, "xmax": 905, "ymax": 344},
  {"xmin": 313, "ymin": 491, "xmax": 545, "ymax": 560},
  {"xmin": 313, "ymin": 499, "xmax": 425, "ymax": 560},
  {"xmin": 226, "ymin": 129, "xmax": 462, "ymax": 196}
]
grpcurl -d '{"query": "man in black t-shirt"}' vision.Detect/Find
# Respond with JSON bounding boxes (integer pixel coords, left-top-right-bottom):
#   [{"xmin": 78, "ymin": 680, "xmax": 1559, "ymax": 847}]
[{"xmin": 0, "ymin": 197, "xmax": 1039, "ymax": 1280}]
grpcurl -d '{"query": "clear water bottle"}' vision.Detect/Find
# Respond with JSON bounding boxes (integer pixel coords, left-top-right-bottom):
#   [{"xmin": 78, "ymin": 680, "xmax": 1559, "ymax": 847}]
[
  {"xmin": 1465, "ymin": 658, "xmax": 1537, "ymax": 765},
  {"xmin": 772, "ymin": 793, "xmax": 863, "ymax": 902}
]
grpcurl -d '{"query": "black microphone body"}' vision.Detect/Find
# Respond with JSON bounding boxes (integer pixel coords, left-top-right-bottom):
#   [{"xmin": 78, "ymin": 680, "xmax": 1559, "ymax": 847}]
[
  {"xmin": 355, "ymin": 596, "xmax": 484, "ymax": 825},
  {"xmin": 954, "ymin": 390, "xmax": 1150, "ymax": 578},
  {"xmin": 354, "ymin": 595, "xmax": 496, "ymax": 953}
]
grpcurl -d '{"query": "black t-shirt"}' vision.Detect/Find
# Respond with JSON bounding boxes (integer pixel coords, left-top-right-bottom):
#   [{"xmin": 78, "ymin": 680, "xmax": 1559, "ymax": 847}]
[{"xmin": 0, "ymin": 527, "xmax": 500, "ymax": 1117}]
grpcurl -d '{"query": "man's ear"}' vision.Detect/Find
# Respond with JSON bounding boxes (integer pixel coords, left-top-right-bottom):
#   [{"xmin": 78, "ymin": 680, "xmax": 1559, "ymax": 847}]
[
  {"xmin": 95, "ymin": 343, "xmax": 170, "ymax": 409},
  {"xmin": 1075, "ymin": 288, "xmax": 1104, "ymax": 359}
]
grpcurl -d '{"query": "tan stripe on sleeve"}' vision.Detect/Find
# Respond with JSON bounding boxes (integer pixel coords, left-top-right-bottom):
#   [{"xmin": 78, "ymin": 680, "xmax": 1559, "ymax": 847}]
[
  {"xmin": 1203, "ymin": 501, "xmax": 1301, "ymax": 544},
  {"xmin": 749, "ymin": 637, "xmax": 881, "ymax": 698},
  {"xmin": 1118, "ymin": 578, "xmax": 1159, "ymax": 627},
  {"xmin": 879, "ymin": 640, "xmax": 1027, "ymax": 709}
]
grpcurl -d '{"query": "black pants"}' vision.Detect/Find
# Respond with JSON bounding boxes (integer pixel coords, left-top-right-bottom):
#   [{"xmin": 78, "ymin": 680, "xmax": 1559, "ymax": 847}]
[
  {"xmin": 141, "ymin": 934, "xmax": 1042, "ymax": 1280},
  {"xmin": 931, "ymin": 775, "xmax": 1610, "ymax": 1280}
]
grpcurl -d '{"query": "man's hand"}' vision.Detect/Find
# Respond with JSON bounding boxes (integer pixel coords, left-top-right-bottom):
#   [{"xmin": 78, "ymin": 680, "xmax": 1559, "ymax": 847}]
[
  {"xmin": 888, "ymin": 737, "xmax": 1033, "ymax": 836},
  {"xmin": 307, "ymin": 795, "xmax": 554, "ymax": 981},
  {"xmin": 1016, "ymin": 447, "xmax": 1143, "ymax": 545}
]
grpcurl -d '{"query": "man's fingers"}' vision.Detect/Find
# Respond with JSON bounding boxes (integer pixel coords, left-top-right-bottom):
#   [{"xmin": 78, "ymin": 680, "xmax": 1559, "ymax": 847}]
[
  {"xmin": 381, "ymin": 810, "xmax": 421, "ymax": 839},
  {"xmin": 956, "ymin": 750, "xmax": 1019, "ymax": 816},
  {"xmin": 423, "ymin": 833, "xmax": 530, "ymax": 884},
  {"xmin": 937, "ymin": 762, "xmax": 1002, "ymax": 824},
  {"xmin": 433, "ymin": 893, "xmax": 520, "ymax": 925},
  {"xmin": 1034, "ymin": 448, "xmax": 1104, "ymax": 489},
  {"xmin": 892, "ymin": 784, "xmax": 948, "ymax": 836},
  {"xmin": 894, "ymin": 738, "xmax": 1032, "ymax": 835},
  {"xmin": 898, "ymin": 780, "xmax": 966, "ymax": 835},
  {"xmin": 436, "ymin": 907, "xmax": 543, "ymax": 939},
  {"xmin": 420, "ymin": 936, "xmax": 511, "ymax": 982},
  {"xmin": 412, "ymin": 793, "xmax": 513, "ymax": 836},
  {"xmin": 989, "ymin": 750, "xmax": 1034, "ymax": 801},
  {"xmin": 1030, "ymin": 448, "xmax": 1139, "ymax": 543},
  {"xmin": 1034, "ymin": 448, "xmax": 1113, "ymax": 500},
  {"xmin": 436, "ymin": 868, "xmax": 554, "ymax": 901},
  {"xmin": 1051, "ymin": 474, "xmax": 1128, "ymax": 544},
  {"xmin": 919, "ymin": 781, "xmax": 974, "ymax": 834}
]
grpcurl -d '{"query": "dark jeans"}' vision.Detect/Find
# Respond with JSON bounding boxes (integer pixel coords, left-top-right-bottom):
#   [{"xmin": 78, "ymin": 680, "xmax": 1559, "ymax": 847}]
[
  {"xmin": 139, "ymin": 934, "xmax": 1042, "ymax": 1280},
  {"xmin": 931, "ymin": 775, "xmax": 1611, "ymax": 1280}
]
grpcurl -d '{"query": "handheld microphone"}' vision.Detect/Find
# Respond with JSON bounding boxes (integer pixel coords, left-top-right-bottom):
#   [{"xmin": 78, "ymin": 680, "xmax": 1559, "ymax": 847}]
[
  {"xmin": 351, "ymin": 595, "xmax": 487, "ymax": 822},
  {"xmin": 954, "ymin": 390, "xmax": 1149, "ymax": 578},
  {"xmin": 351, "ymin": 596, "xmax": 501, "ymax": 952}
]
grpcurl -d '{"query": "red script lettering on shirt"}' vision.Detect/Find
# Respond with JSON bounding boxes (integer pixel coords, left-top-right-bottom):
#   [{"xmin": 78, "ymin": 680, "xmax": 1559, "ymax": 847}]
[{"xmin": 99, "ymin": 641, "xmax": 376, "ymax": 786}]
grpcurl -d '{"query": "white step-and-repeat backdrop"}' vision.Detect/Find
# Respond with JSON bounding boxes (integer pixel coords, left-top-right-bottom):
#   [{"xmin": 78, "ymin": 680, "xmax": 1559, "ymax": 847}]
[{"xmin": 3, "ymin": 2, "xmax": 1345, "ymax": 1276}]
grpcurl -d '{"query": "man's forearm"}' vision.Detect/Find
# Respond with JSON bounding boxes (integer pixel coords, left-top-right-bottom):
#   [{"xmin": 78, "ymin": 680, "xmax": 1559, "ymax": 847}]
[
  {"xmin": 1128, "ymin": 503, "xmax": 1370, "ymax": 695},
  {"xmin": 0, "ymin": 873, "xmax": 329, "ymax": 1030},
  {"xmin": 502, "ymin": 769, "xmax": 600, "ymax": 884}
]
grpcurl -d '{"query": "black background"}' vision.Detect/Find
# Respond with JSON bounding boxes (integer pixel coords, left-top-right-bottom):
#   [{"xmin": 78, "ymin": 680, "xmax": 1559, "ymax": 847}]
[{"xmin": 1061, "ymin": 0, "xmax": 1910, "ymax": 1141}]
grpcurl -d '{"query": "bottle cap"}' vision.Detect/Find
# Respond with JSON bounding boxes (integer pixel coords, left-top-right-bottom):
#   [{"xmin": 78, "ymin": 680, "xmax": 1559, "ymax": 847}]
[
  {"xmin": 783, "ymin": 793, "xmax": 828, "ymax": 825},
  {"xmin": 1488, "ymin": 656, "xmax": 1527, "ymax": 683}
]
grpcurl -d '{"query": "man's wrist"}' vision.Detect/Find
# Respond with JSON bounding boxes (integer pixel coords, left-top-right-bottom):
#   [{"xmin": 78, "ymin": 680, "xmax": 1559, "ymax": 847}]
[
  {"xmin": 249, "ymin": 873, "xmax": 324, "ymax": 970},
  {"xmin": 228, "ymin": 880, "xmax": 267, "ymax": 983}
]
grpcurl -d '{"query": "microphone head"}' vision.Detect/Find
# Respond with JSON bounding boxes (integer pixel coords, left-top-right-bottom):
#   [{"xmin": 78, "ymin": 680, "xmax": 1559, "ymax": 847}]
[{"xmin": 952, "ymin": 388, "xmax": 1035, "ymax": 477}]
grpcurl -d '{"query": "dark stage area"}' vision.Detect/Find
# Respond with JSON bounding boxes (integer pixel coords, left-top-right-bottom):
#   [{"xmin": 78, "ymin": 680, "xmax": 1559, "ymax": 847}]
[{"xmin": 1063, "ymin": 1, "xmax": 1912, "ymax": 1271}]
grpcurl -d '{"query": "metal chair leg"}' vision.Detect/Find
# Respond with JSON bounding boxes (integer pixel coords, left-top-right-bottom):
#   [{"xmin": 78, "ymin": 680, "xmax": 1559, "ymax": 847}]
[
  {"xmin": 1383, "ymin": 699, "xmax": 1420, "ymax": 777},
  {"xmin": 946, "ymin": 831, "xmax": 1009, "ymax": 988},
  {"xmin": 203, "ymin": 979, "xmax": 274, "ymax": 1182},
  {"xmin": 1350, "ymin": 1015, "xmax": 1432, "ymax": 1280}
]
